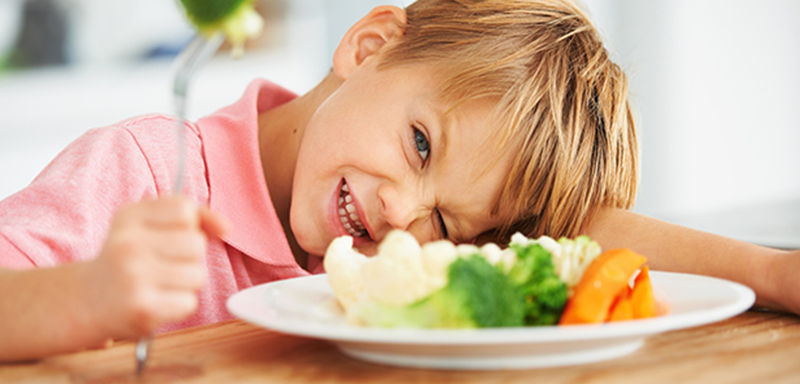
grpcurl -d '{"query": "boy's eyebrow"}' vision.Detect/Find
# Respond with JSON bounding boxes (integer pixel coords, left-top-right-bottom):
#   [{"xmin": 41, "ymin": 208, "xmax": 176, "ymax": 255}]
[{"xmin": 437, "ymin": 117, "xmax": 449, "ymax": 154}]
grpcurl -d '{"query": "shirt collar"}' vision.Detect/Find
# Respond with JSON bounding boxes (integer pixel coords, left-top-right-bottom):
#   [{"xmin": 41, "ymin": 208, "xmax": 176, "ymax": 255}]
[{"xmin": 195, "ymin": 79, "xmax": 303, "ymax": 269}]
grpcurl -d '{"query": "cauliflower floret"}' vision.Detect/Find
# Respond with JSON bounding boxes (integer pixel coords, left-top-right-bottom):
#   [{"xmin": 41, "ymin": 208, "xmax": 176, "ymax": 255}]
[
  {"xmin": 323, "ymin": 236, "xmax": 368, "ymax": 310},
  {"xmin": 419, "ymin": 240, "xmax": 457, "ymax": 289},
  {"xmin": 324, "ymin": 230, "xmax": 459, "ymax": 315},
  {"xmin": 478, "ymin": 242, "xmax": 503, "ymax": 265},
  {"xmin": 360, "ymin": 231, "xmax": 432, "ymax": 305},
  {"xmin": 555, "ymin": 236, "xmax": 602, "ymax": 288}
]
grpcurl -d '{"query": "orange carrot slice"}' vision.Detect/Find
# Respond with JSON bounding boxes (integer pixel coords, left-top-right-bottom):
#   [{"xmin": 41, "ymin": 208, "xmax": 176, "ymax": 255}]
[
  {"xmin": 607, "ymin": 293, "xmax": 634, "ymax": 322},
  {"xmin": 630, "ymin": 265, "xmax": 658, "ymax": 319},
  {"xmin": 606, "ymin": 266, "xmax": 658, "ymax": 322},
  {"xmin": 559, "ymin": 248, "xmax": 647, "ymax": 325}
]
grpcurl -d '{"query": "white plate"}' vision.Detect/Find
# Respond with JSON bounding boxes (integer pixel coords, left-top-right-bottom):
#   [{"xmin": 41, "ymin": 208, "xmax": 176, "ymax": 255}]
[{"xmin": 226, "ymin": 271, "xmax": 755, "ymax": 370}]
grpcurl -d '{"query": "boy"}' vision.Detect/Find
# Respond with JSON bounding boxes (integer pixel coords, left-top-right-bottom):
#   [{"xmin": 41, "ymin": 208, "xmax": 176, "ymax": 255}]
[{"xmin": 1, "ymin": 0, "xmax": 797, "ymax": 361}]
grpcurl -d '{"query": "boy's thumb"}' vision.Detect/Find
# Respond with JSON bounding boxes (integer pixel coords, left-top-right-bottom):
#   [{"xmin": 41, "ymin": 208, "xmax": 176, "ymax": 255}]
[{"xmin": 198, "ymin": 206, "xmax": 231, "ymax": 238}]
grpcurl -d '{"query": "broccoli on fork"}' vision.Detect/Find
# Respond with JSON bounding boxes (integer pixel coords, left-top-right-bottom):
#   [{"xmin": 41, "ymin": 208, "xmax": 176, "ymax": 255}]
[{"xmin": 178, "ymin": 0, "xmax": 264, "ymax": 57}]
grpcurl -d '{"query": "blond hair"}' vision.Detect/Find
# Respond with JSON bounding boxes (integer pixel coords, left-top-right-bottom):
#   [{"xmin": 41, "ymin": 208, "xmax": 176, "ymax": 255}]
[{"xmin": 380, "ymin": 0, "xmax": 639, "ymax": 242}]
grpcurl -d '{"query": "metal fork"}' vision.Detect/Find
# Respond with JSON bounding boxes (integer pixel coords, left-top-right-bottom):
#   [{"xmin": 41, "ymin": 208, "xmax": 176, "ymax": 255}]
[{"xmin": 135, "ymin": 31, "xmax": 224, "ymax": 377}]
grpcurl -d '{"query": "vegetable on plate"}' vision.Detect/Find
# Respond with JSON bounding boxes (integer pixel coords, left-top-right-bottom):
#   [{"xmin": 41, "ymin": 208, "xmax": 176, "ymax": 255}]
[{"xmin": 324, "ymin": 230, "xmax": 663, "ymax": 328}]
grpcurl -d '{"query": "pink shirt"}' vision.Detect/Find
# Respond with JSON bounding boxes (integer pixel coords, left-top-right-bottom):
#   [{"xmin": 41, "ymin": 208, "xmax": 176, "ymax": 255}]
[{"xmin": 0, "ymin": 79, "xmax": 322, "ymax": 332}]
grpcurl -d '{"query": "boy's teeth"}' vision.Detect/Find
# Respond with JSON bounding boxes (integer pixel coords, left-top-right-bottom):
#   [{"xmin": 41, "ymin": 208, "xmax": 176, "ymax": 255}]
[{"xmin": 339, "ymin": 181, "xmax": 365, "ymax": 237}]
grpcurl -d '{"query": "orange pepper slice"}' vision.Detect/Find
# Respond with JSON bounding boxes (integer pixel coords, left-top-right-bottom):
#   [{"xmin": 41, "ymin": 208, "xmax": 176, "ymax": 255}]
[{"xmin": 559, "ymin": 248, "xmax": 646, "ymax": 325}]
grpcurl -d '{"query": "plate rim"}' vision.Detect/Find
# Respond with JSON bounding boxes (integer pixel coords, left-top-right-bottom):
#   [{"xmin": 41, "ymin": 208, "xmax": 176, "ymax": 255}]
[{"xmin": 226, "ymin": 271, "xmax": 755, "ymax": 346}]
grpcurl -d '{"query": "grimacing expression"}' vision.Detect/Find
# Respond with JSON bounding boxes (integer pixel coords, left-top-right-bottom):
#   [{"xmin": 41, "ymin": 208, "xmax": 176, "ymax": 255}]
[{"xmin": 290, "ymin": 60, "xmax": 515, "ymax": 256}]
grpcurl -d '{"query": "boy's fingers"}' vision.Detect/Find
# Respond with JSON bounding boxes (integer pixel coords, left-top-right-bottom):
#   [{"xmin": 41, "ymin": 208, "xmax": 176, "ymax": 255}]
[
  {"xmin": 156, "ymin": 263, "xmax": 207, "ymax": 291},
  {"xmin": 151, "ymin": 291, "xmax": 199, "ymax": 324},
  {"xmin": 198, "ymin": 206, "xmax": 230, "ymax": 238},
  {"xmin": 116, "ymin": 197, "xmax": 229, "ymax": 238},
  {"xmin": 139, "ymin": 197, "xmax": 229, "ymax": 237},
  {"xmin": 131, "ymin": 196, "xmax": 199, "ymax": 229},
  {"xmin": 148, "ymin": 230, "xmax": 207, "ymax": 262}
]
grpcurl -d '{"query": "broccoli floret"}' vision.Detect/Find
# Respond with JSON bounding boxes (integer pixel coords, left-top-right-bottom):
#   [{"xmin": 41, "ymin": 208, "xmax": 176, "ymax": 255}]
[
  {"xmin": 180, "ymin": 0, "xmax": 251, "ymax": 26},
  {"xmin": 355, "ymin": 254, "xmax": 526, "ymax": 328},
  {"xmin": 178, "ymin": 0, "xmax": 263, "ymax": 57},
  {"xmin": 508, "ymin": 243, "xmax": 569, "ymax": 326}
]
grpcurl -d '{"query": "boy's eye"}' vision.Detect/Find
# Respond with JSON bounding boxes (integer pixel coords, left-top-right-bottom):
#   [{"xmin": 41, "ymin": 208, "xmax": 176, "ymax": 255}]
[
  {"xmin": 413, "ymin": 127, "xmax": 430, "ymax": 163},
  {"xmin": 435, "ymin": 208, "xmax": 449, "ymax": 240}
]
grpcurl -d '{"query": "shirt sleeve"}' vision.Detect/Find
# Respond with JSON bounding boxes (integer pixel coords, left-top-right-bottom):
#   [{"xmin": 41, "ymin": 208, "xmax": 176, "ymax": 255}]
[{"xmin": 0, "ymin": 116, "xmax": 167, "ymax": 268}]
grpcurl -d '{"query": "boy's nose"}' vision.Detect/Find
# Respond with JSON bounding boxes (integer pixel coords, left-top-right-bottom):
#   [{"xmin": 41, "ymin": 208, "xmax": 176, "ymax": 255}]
[{"xmin": 376, "ymin": 183, "xmax": 430, "ymax": 239}]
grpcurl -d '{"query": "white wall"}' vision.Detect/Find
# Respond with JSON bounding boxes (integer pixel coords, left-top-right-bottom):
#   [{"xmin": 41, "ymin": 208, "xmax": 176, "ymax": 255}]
[{"xmin": 584, "ymin": 0, "xmax": 800, "ymax": 220}]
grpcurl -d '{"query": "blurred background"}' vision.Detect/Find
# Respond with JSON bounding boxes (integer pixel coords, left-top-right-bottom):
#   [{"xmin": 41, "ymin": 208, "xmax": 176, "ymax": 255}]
[{"xmin": 0, "ymin": 0, "xmax": 797, "ymax": 247}]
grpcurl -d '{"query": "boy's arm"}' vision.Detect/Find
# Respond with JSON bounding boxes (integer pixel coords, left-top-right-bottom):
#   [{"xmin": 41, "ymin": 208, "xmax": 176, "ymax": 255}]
[
  {"xmin": 0, "ymin": 261, "xmax": 113, "ymax": 361},
  {"xmin": 585, "ymin": 207, "xmax": 798, "ymax": 314},
  {"xmin": 0, "ymin": 197, "xmax": 228, "ymax": 362}
]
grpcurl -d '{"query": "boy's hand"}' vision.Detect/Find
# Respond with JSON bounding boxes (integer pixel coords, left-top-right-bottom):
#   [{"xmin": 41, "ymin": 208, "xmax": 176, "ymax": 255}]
[{"xmin": 83, "ymin": 196, "xmax": 228, "ymax": 340}]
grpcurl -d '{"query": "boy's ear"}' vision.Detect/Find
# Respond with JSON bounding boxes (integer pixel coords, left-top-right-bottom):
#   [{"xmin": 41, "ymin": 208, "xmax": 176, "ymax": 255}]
[{"xmin": 332, "ymin": 5, "xmax": 407, "ymax": 80}]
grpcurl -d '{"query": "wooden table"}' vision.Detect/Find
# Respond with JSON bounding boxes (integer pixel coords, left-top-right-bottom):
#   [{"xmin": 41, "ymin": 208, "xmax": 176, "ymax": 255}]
[{"xmin": 2, "ymin": 310, "xmax": 799, "ymax": 384}]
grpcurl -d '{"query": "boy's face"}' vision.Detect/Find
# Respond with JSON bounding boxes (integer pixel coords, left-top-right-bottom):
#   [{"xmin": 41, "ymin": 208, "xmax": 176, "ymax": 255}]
[{"xmin": 291, "ymin": 59, "xmax": 514, "ymax": 256}]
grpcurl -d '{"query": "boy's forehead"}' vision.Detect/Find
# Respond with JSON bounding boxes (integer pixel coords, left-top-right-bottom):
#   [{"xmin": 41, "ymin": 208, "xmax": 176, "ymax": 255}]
[
  {"xmin": 436, "ymin": 97, "xmax": 507, "ymax": 162},
  {"xmin": 433, "ymin": 95, "xmax": 516, "ymax": 240}
]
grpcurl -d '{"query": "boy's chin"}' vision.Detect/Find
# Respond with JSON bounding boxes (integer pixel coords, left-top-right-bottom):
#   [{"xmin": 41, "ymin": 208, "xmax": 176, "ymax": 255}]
[{"xmin": 354, "ymin": 241, "xmax": 379, "ymax": 257}]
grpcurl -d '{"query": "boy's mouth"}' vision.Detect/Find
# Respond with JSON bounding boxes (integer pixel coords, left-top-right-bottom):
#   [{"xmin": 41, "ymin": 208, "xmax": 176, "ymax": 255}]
[{"xmin": 338, "ymin": 180, "xmax": 367, "ymax": 237}]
